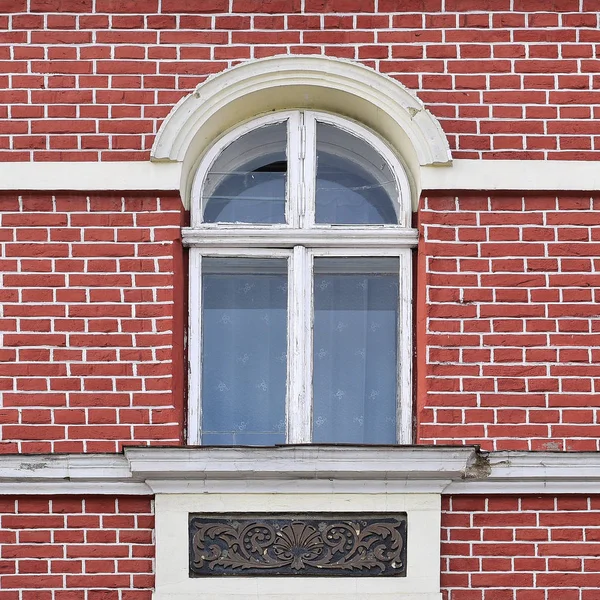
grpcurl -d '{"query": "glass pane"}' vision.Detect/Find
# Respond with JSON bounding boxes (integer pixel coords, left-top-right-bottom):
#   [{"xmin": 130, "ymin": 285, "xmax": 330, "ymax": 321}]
[
  {"xmin": 203, "ymin": 122, "xmax": 287, "ymax": 224},
  {"xmin": 312, "ymin": 258, "xmax": 399, "ymax": 444},
  {"xmin": 201, "ymin": 257, "xmax": 287, "ymax": 445},
  {"xmin": 315, "ymin": 122, "xmax": 398, "ymax": 225}
]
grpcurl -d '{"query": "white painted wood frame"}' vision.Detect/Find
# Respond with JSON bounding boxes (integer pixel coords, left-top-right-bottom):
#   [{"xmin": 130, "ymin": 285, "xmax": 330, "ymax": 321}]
[{"xmin": 184, "ymin": 110, "xmax": 417, "ymax": 446}]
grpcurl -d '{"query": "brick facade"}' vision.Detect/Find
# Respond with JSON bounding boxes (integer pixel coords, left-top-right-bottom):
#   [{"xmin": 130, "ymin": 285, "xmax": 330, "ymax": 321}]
[
  {"xmin": 0, "ymin": 192, "xmax": 185, "ymax": 453},
  {"xmin": 442, "ymin": 495, "xmax": 600, "ymax": 600},
  {"xmin": 2, "ymin": 2, "xmax": 600, "ymax": 599},
  {"xmin": 0, "ymin": 496, "xmax": 153, "ymax": 598},
  {"xmin": 2, "ymin": 2, "xmax": 600, "ymax": 160},
  {"xmin": 419, "ymin": 192, "xmax": 600, "ymax": 451}
]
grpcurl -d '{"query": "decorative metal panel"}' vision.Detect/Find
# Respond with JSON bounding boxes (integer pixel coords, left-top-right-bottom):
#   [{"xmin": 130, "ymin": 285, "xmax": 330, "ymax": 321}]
[{"xmin": 189, "ymin": 513, "xmax": 407, "ymax": 577}]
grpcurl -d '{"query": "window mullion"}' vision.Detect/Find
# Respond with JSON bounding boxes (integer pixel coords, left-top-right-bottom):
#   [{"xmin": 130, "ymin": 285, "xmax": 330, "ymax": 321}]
[
  {"xmin": 287, "ymin": 245, "xmax": 312, "ymax": 443},
  {"xmin": 302, "ymin": 112, "xmax": 317, "ymax": 228},
  {"xmin": 287, "ymin": 112, "xmax": 303, "ymax": 229}
]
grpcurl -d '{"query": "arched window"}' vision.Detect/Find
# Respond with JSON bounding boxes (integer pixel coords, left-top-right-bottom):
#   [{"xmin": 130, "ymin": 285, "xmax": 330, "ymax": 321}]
[{"xmin": 185, "ymin": 111, "xmax": 414, "ymax": 446}]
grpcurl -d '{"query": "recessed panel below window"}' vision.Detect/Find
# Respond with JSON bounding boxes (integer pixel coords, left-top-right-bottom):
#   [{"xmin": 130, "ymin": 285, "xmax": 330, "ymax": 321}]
[
  {"xmin": 312, "ymin": 258, "xmax": 399, "ymax": 444},
  {"xmin": 201, "ymin": 257, "xmax": 288, "ymax": 445}
]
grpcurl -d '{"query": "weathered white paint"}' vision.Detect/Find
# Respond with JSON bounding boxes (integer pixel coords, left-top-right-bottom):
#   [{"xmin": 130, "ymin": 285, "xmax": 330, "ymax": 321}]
[
  {"xmin": 398, "ymin": 249, "xmax": 414, "ymax": 444},
  {"xmin": 288, "ymin": 246, "xmax": 311, "ymax": 443},
  {"xmin": 4, "ymin": 449, "xmax": 600, "ymax": 495},
  {"xmin": 181, "ymin": 227, "xmax": 419, "ymax": 248},
  {"xmin": 186, "ymin": 249, "xmax": 203, "ymax": 446},
  {"xmin": 303, "ymin": 111, "xmax": 413, "ymax": 227},
  {"xmin": 446, "ymin": 450, "xmax": 600, "ymax": 494},
  {"xmin": 152, "ymin": 57, "xmax": 451, "ymax": 165},
  {"xmin": 153, "ymin": 492, "xmax": 443, "ymax": 600},
  {"xmin": 0, "ymin": 454, "xmax": 150, "ymax": 495},
  {"xmin": 126, "ymin": 446, "xmax": 476, "ymax": 482}
]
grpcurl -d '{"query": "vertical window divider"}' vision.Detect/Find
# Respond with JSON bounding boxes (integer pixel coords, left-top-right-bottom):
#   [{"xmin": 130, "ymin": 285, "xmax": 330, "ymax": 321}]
[
  {"xmin": 187, "ymin": 249, "xmax": 203, "ymax": 445},
  {"xmin": 287, "ymin": 245, "xmax": 312, "ymax": 443},
  {"xmin": 287, "ymin": 112, "xmax": 302, "ymax": 229},
  {"xmin": 302, "ymin": 111, "xmax": 317, "ymax": 228}
]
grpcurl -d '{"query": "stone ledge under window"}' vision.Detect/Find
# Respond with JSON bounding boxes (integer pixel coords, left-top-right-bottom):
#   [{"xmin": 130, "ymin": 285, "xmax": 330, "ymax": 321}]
[{"xmin": 126, "ymin": 445, "xmax": 478, "ymax": 495}]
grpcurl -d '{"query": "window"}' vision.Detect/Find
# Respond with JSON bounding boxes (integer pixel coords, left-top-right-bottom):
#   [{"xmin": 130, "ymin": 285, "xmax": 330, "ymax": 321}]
[{"xmin": 185, "ymin": 111, "xmax": 415, "ymax": 446}]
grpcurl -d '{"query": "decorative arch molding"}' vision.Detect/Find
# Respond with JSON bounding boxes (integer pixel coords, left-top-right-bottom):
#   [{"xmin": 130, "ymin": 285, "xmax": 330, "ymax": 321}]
[{"xmin": 151, "ymin": 55, "xmax": 452, "ymax": 210}]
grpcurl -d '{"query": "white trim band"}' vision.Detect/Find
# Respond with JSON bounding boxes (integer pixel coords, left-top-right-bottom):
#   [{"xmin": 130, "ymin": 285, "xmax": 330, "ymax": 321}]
[
  {"xmin": 421, "ymin": 159, "xmax": 600, "ymax": 192},
  {"xmin": 3, "ymin": 448, "xmax": 600, "ymax": 496},
  {"xmin": 0, "ymin": 454, "xmax": 150, "ymax": 495},
  {"xmin": 448, "ymin": 451, "xmax": 600, "ymax": 495},
  {"xmin": 2, "ymin": 160, "xmax": 600, "ymax": 196},
  {"xmin": 0, "ymin": 161, "xmax": 181, "ymax": 192}
]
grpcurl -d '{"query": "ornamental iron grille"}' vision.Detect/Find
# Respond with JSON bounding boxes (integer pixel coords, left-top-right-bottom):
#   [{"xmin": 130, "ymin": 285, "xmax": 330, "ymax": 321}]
[{"xmin": 189, "ymin": 513, "xmax": 407, "ymax": 577}]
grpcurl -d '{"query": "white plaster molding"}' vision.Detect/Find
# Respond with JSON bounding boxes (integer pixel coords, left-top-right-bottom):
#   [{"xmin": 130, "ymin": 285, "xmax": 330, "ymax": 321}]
[
  {"xmin": 150, "ymin": 55, "xmax": 452, "ymax": 209},
  {"xmin": 4, "ymin": 449, "xmax": 600, "ymax": 495},
  {"xmin": 448, "ymin": 451, "xmax": 600, "ymax": 494},
  {"xmin": 125, "ymin": 446, "xmax": 476, "ymax": 487},
  {"xmin": 151, "ymin": 55, "xmax": 451, "ymax": 167},
  {"xmin": 2, "ymin": 159, "xmax": 600, "ymax": 198},
  {"xmin": 0, "ymin": 161, "xmax": 181, "ymax": 192},
  {"xmin": 422, "ymin": 159, "xmax": 600, "ymax": 192},
  {"xmin": 140, "ymin": 478, "xmax": 455, "ymax": 495},
  {"xmin": 0, "ymin": 454, "xmax": 150, "ymax": 495}
]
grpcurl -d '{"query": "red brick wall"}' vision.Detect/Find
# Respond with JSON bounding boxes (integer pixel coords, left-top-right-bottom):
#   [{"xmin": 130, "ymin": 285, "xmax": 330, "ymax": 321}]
[
  {"xmin": 442, "ymin": 495, "xmax": 600, "ymax": 600},
  {"xmin": 0, "ymin": 192, "xmax": 185, "ymax": 454},
  {"xmin": 1, "ymin": 2, "xmax": 600, "ymax": 161},
  {"xmin": 0, "ymin": 495, "xmax": 153, "ymax": 598},
  {"xmin": 4, "ymin": 190, "xmax": 600, "ymax": 452},
  {"xmin": 418, "ymin": 192, "xmax": 600, "ymax": 451}
]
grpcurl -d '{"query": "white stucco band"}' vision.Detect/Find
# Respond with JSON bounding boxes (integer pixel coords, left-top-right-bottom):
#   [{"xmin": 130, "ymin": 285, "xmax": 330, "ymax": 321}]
[
  {"xmin": 2, "ymin": 159, "xmax": 600, "ymax": 201},
  {"xmin": 150, "ymin": 55, "xmax": 452, "ymax": 210},
  {"xmin": 7, "ymin": 447, "xmax": 600, "ymax": 495}
]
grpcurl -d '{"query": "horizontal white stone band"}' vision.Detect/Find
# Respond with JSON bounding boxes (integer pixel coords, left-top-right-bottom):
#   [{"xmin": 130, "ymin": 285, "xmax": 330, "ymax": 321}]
[
  {"xmin": 0, "ymin": 161, "xmax": 181, "ymax": 192},
  {"xmin": 421, "ymin": 159, "xmax": 600, "ymax": 192},
  {"xmin": 1, "ymin": 447, "xmax": 600, "ymax": 495},
  {"xmin": 1, "ymin": 160, "xmax": 600, "ymax": 197}
]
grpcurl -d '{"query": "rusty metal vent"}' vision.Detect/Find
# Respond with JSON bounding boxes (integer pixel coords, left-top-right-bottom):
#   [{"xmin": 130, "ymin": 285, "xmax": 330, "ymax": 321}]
[{"xmin": 189, "ymin": 513, "xmax": 407, "ymax": 577}]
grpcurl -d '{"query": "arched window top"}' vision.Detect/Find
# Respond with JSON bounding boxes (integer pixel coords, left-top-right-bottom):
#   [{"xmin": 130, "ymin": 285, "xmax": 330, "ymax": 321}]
[
  {"xmin": 192, "ymin": 111, "xmax": 412, "ymax": 229},
  {"xmin": 151, "ymin": 55, "xmax": 452, "ymax": 211}
]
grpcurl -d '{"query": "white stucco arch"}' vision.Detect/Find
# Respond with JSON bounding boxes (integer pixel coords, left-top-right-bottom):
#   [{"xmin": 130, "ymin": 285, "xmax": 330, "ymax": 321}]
[{"xmin": 151, "ymin": 55, "xmax": 452, "ymax": 210}]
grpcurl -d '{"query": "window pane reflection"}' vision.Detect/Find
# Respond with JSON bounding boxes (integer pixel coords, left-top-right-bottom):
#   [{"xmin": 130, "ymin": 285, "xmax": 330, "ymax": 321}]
[
  {"xmin": 316, "ymin": 122, "xmax": 398, "ymax": 225},
  {"xmin": 202, "ymin": 258, "xmax": 287, "ymax": 445},
  {"xmin": 203, "ymin": 122, "xmax": 287, "ymax": 224},
  {"xmin": 312, "ymin": 258, "xmax": 398, "ymax": 444}
]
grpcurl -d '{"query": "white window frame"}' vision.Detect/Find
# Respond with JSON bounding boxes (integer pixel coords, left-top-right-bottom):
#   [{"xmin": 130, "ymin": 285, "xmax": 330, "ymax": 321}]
[{"xmin": 184, "ymin": 110, "xmax": 417, "ymax": 446}]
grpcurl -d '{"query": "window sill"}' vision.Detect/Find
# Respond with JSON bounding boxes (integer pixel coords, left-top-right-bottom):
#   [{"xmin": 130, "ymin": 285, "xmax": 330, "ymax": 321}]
[{"xmin": 126, "ymin": 445, "xmax": 477, "ymax": 494}]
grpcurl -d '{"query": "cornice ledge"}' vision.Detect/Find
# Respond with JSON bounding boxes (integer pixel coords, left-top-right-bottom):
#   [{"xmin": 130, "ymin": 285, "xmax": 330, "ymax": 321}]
[
  {"xmin": 0, "ymin": 454, "xmax": 150, "ymax": 495},
  {"xmin": 448, "ymin": 450, "xmax": 600, "ymax": 494},
  {"xmin": 125, "ymin": 445, "xmax": 478, "ymax": 483},
  {"xmin": 6, "ymin": 449, "xmax": 600, "ymax": 497}
]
